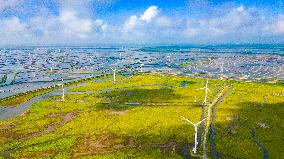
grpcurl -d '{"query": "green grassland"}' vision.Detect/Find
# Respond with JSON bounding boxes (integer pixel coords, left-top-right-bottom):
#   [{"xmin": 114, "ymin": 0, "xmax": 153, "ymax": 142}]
[
  {"xmin": 0, "ymin": 88, "xmax": 53, "ymax": 107},
  {"xmin": 214, "ymin": 81, "xmax": 284, "ymax": 159},
  {"xmin": 0, "ymin": 75, "xmax": 110, "ymax": 107},
  {"xmin": 0, "ymin": 74, "xmax": 283, "ymax": 158}
]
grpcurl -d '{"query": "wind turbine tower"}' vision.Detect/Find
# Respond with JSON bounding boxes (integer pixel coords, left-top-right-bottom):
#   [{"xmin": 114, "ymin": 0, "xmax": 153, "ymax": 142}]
[
  {"xmin": 111, "ymin": 68, "xmax": 116, "ymax": 82},
  {"xmin": 220, "ymin": 63, "xmax": 224, "ymax": 80},
  {"xmin": 120, "ymin": 46, "xmax": 124, "ymax": 60},
  {"xmin": 119, "ymin": 52, "xmax": 122, "ymax": 60},
  {"xmin": 61, "ymin": 79, "xmax": 65, "ymax": 101},
  {"xmin": 140, "ymin": 63, "xmax": 144, "ymax": 72},
  {"xmin": 50, "ymin": 63, "xmax": 53, "ymax": 73},
  {"xmin": 181, "ymin": 116, "xmax": 207, "ymax": 154},
  {"xmin": 197, "ymin": 80, "xmax": 212, "ymax": 104}
]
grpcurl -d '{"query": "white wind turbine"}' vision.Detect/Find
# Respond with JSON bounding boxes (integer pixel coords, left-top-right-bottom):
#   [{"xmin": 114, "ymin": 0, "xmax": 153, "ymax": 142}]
[
  {"xmin": 167, "ymin": 55, "xmax": 171, "ymax": 62},
  {"xmin": 197, "ymin": 80, "xmax": 212, "ymax": 104},
  {"xmin": 140, "ymin": 62, "xmax": 144, "ymax": 72},
  {"xmin": 220, "ymin": 63, "xmax": 224, "ymax": 80},
  {"xmin": 181, "ymin": 116, "xmax": 207, "ymax": 154},
  {"xmin": 61, "ymin": 78, "xmax": 65, "ymax": 101},
  {"xmin": 50, "ymin": 63, "xmax": 53, "ymax": 73},
  {"xmin": 111, "ymin": 68, "xmax": 116, "ymax": 82},
  {"xmin": 120, "ymin": 46, "xmax": 124, "ymax": 61}
]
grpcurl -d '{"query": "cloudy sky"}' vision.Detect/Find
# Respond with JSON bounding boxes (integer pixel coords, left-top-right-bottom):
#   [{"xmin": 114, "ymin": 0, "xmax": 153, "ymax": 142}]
[{"xmin": 0, "ymin": 0, "xmax": 283, "ymax": 46}]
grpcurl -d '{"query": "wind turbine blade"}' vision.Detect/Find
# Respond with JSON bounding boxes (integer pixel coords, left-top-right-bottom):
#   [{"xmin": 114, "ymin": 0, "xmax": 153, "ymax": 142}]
[
  {"xmin": 181, "ymin": 116, "xmax": 194, "ymax": 125},
  {"xmin": 207, "ymin": 88, "xmax": 212, "ymax": 93},
  {"xmin": 196, "ymin": 117, "xmax": 207, "ymax": 125}
]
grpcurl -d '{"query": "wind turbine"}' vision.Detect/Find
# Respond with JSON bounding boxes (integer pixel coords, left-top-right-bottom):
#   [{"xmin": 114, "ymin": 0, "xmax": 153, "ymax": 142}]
[
  {"xmin": 50, "ymin": 63, "xmax": 53, "ymax": 73},
  {"xmin": 119, "ymin": 46, "xmax": 124, "ymax": 61},
  {"xmin": 61, "ymin": 78, "xmax": 65, "ymax": 101},
  {"xmin": 140, "ymin": 62, "xmax": 144, "ymax": 72},
  {"xmin": 220, "ymin": 63, "xmax": 224, "ymax": 80},
  {"xmin": 167, "ymin": 55, "xmax": 171, "ymax": 62},
  {"xmin": 181, "ymin": 116, "xmax": 207, "ymax": 154},
  {"xmin": 111, "ymin": 68, "xmax": 116, "ymax": 82},
  {"xmin": 197, "ymin": 80, "xmax": 212, "ymax": 104}
]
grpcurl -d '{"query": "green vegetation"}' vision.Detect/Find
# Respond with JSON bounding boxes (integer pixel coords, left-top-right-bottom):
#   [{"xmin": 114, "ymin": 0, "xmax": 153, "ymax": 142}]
[
  {"xmin": 214, "ymin": 81, "xmax": 284, "ymax": 159},
  {"xmin": 0, "ymin": 74, "xmax": 7, "ymax": 84},
  {"xmin": 0, "ymin": 88, "xmax": 52, "ymax": 107},
  {"xmin": 0, "ymin": 74, "xmax": 283, "ymax": 158},
  {"xmin": 11, "ymin": 72, "xmax": 18, "ymax": 84},
  {"xmin": 0, "ymin": 74, "xmax": 110, "ymax": 107}
]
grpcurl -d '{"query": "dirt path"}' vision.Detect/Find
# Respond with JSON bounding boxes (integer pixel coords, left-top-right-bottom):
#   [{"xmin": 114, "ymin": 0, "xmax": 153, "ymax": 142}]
[
  {"xmin": 202, "ymin": 87, "xmax": 229, "ymax": 159},
  {"xmin": 209, "ymin": 89, "xmax": 231, "ymax": 159}
]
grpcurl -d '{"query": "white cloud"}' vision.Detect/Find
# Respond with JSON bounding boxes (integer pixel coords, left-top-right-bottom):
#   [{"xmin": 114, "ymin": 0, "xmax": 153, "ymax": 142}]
[
  {"xmin": 183, "ymin": 5, "xmax": 263, "ymax": 41},
  {"xmin": 28, "ymin": 16, "xmax": 59, "ymax": 42},
  {"xmin": 236, "ymin": 5, "xmax": 245, "ymax": 12},
  {"xmin": 184, "ymin": 28, "xmax": 200, "ymax": 37},
  {"xmin": 0, "ymin": 16, "xmax": 32, "ymax": 45},
  {"xmin": 123, "ymin": 15, "xmax": 138, "ymax": 32},
  {"xmin": 276, "ymin": 15, "xmax": 284, "ymax": 33},
  {"xmin": 155, "ymin": 17, "xmax": 172, "ymax": 27},
  {"xmin": 2, "ymin": 17, "xmax": 27, "ymax": 33},
  {"xmin": 123, "ymin": 6, "xmax": 159, "ymax": 33},
  {"xmin": 59, "ymin": 9, "xmax": 93, "ymax": 38},
  {"xmin": 139, "ymin": 6, "xmax": 159, "ymax": 23},
  {"xmin": 0, "ymin": 17, "xmax": 30, "ymax": 37},
  {"xmin": 0, "ymin": 0, "xmax": 20, "ymax": 11},
  {"xmin": 0, "ymin": 3, "xmax": 283, "ymax": 45},
  {"xmin": 94, "ymin": 19, "xmax": 104, "ymax": 26},
  {"xmin": 263, "ymin": 14, "xmax": 284, "ymax": 35},
  {"xmin": 94, "ymin": 19, "xmax": 108, "ymax": 32}
]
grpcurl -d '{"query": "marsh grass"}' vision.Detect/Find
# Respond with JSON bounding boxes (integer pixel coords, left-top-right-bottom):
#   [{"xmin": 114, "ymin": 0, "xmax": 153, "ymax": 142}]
[
  {"xmin": 1, "ymin": 74, "xmax": 281, "ymax": 158},
  {"xmin": 214, "ymin": 81, "xmax": 284, "ymax": 158}
]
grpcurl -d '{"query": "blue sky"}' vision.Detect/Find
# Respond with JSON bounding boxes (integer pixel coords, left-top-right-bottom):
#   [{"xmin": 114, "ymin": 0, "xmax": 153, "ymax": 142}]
[{"xmin": 0, "ymin": 0, "xmax": 283, "ymax": 46}]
